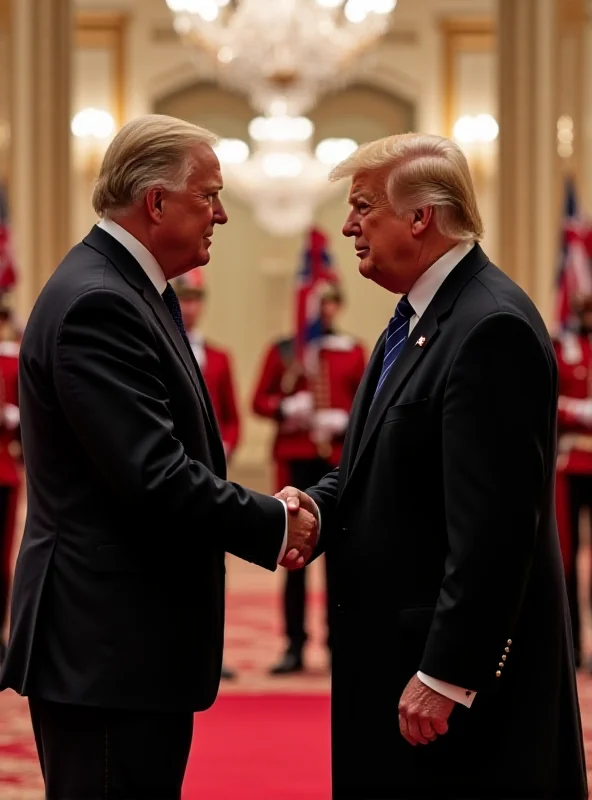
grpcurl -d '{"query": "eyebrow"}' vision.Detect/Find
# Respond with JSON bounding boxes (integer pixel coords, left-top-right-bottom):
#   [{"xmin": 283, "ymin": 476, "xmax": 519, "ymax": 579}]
[{"xmin": 348, "ymin": 191, "xmax": 371, "ymax": 205}]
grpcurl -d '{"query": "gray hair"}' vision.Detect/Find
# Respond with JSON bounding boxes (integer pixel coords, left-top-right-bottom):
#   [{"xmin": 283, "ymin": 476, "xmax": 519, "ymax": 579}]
[
  {"xmin": 92, "ymin": 114, "xmax": 219, "ymax": 217},
  {"xmin": 330, "ymin": 132, "xmax": 484, "ymax": 241}
]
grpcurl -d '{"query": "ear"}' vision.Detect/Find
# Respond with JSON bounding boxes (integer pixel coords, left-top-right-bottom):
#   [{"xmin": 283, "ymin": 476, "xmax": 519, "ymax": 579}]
[
  {"xmin": 411, "ymin": 206, "xmax": 433, "ymax": 236},
  {"xmin": 145, "ymin": 188, "xmax": 165, "ymax": 224}
]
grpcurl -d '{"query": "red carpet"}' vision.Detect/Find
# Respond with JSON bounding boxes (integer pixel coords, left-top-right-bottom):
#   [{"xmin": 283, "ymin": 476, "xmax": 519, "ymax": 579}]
[{"xmin": 182, "ymin": 695, "xmax": 331, "ymax": 800}]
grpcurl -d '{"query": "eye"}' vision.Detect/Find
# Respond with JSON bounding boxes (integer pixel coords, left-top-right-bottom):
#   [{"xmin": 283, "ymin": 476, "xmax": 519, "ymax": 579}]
[{"xmin": 357, "ymin": 201, "xmax": 370, "ymax": 213}]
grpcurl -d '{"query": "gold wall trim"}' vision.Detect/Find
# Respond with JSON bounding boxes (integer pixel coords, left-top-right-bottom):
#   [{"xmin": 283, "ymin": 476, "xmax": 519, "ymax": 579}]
[
  {"xmin": 75, "ymin": 11, "xmax": 128, "ymax": 127},
  {"xmin": 440, "ymin": 17, "xmax": 496, "ymax": 138}
]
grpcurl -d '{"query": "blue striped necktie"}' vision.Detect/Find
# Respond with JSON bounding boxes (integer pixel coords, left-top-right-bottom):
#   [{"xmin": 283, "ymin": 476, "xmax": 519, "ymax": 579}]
[{"xmin": 373, "ymin": 295, "xmax": 415, "ymax": 400}]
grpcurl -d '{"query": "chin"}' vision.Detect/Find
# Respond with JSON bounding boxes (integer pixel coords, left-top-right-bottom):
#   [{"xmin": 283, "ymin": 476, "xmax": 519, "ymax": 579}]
[
  {"xmin": 358, "ymin": 258, "xmax": 374, "ymax": 279},
  {"xmin": 195, "ymin": 250, "xmax": 210, "ymax": 267}
]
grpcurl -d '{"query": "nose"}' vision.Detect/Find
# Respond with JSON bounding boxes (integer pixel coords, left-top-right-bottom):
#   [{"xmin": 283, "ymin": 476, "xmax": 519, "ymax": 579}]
[
  {"xmin": 214, "ymin": 199, "xmax": 228, "ymax": 225},
  {"xmin": 342, "ymin": 212, "xmax": 358, "ymax": 238}
]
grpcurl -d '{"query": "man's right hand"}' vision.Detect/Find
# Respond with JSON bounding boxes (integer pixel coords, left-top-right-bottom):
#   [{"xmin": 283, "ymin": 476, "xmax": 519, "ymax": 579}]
[
  {"xmin": 276, "ymin": 486, "xmax": 320, "ymax": 569},
  {"xmin": 282, "ymin": 507, "xmax": 318, "ymax": 569}
]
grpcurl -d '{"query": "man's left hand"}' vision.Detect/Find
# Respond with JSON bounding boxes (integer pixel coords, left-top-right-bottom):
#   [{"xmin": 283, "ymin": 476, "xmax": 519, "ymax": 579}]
[{"xmin": 398, "ymin": 674, "xmax": 455, "ymax": 746}]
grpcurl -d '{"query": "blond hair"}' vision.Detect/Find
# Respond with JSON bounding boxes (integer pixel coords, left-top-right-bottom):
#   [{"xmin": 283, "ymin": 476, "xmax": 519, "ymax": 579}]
[
  {"xmin": 330, "ymin": 133, "xmax": 484, "ymax": 241},
  {"xmin": 92, "ymin": 114, "xmax": 219, "ymax": 217}
]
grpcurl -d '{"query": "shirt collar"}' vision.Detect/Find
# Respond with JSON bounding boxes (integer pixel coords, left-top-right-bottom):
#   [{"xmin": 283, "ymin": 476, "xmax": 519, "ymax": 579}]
[
  {"xmin": 97, "ymin": 218, "xmax": 167, "ymax": 295},
  {"xmin": 408, "ymin": 241, "xmax": 475, "ymax": 319},
  {"xmin": 187, "ymin": 330, "xmax": 204, "ymax": 348}
]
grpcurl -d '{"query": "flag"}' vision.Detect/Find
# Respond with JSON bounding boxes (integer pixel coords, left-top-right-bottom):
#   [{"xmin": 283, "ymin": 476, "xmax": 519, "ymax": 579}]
[
  {"xmin": 0, "ymin": 185, "xmax": 16, "ymax": 293},
  {"xmin": 294, "ymin": 227, "xmax": 339, "ymax": 372},
  {"xmin": 554, "ymin": 177, "xmax": 592, "ymax": 333}
]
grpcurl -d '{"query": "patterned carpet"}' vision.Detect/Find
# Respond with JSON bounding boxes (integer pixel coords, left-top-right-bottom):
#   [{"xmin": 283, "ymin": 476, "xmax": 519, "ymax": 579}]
[{"xmin": 0, "ymin": 555, "xmax": 591, "ymax": 795}]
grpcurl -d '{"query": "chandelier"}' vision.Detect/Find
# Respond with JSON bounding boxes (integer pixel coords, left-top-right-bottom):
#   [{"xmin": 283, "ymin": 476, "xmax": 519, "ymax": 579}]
[
  {"xmin": 166, "ymin": 0, "xmax": 397, "ymax": 116},
  {"xmin": 215, "ymin": 113, "xmax": 357, "ymax": 236},
  {"xmin": 165, "ymin": 0, "xmax": 398, "ymax": 236}
]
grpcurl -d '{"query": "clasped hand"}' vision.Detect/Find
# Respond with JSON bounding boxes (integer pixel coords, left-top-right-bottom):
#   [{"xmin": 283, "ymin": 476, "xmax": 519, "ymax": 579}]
[{"xmin": 274, "ymin": 486, "xmax": 319, "ymax": 569}]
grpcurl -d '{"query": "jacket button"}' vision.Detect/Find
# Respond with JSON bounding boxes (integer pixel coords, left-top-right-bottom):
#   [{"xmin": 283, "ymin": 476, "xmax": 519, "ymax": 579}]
[
  {"xmin": 342, "ymin": 526, "xmax": 348, "ymax": 532},
  {"xmin": 496, "ymin": 670, "xmax": 502, "ymax": 678}
]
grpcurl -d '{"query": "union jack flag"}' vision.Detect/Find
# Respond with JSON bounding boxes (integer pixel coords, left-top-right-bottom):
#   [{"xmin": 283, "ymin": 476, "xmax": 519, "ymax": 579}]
[
  {"xmin": 0, "ymin": 185, "xmax": 16, "ymax": 292},
  {"xmin": 554, "ymin": 177, "xmax": 592, "ymax": 333},
  {"xmin": 294, "ymin": 227, "xmax": 339, "ymax": 370}
]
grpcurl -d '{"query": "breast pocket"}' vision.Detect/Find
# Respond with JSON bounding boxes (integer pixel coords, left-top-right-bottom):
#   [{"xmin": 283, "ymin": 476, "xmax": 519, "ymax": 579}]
[{"xmin": 384, "ymin": 397, "xmax": 430, "ymax": 424}]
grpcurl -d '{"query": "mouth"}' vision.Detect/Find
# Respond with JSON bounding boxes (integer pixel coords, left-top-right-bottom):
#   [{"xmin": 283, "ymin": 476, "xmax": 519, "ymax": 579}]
[{"xmin": 356, "ymin": 247, "xmax": 370, "ymax": 258}]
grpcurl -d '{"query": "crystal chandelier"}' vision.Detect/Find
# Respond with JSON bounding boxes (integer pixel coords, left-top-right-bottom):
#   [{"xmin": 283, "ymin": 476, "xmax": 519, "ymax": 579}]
[
  {"xmin": 166, "ymin": 0, "xmax": 397, "ymax": 116},
  {"xmin": 165, "ymin": 0, "xmax": 398, "ymax": 235},
  {"xmin": 215, "ymin": 114, "xmax": 357, "ymax": 236}
]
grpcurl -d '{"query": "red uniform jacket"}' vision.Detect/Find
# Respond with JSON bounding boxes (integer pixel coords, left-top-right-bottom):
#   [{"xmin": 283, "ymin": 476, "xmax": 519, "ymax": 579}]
[
  {"xmin": 0, "ymin": 341, "xmax": 20, "ymax": 487},
  {"xmin": 188, "ymin": 334, "xmax": 240, "ymax": 457},
  {"xmin": 555, "ymin": 332, "xmax": 592, "ymax": 474},
  {"xmin": 252, "ymin": 334, "xmax": 366, "ymax": 488},
  {"xmin": 0, "ymin": 340, "xmax": 21, "ymax": 597},
  {"xmin": 554, "ymin": 332, "xmax": 592, "ymax": 574}
]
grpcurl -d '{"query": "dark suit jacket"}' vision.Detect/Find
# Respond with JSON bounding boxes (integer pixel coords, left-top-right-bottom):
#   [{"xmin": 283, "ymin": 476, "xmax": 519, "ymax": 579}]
[
  {"xmin": 308, "ymin": 245, "xmax": 587, "ymax": 799},
  {"xmin": 0, "ymin": 226, "xmax": 284, "ymax": 713}
]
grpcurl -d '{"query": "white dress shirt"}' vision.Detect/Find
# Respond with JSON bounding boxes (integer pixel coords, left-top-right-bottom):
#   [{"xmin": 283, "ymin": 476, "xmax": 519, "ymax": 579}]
[
  {"xmin": 97, "ymin": 219, "xmax": 290, "ymax": 562},
  {"xmin": 405, "ymin": 240, "xmax": 477, "ymax": 708}
]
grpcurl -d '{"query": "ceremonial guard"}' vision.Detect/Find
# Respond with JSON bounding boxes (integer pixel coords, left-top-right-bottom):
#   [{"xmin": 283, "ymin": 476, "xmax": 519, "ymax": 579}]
[
  {"xmin": 555, "ymin": 294, "xmax": 592, "ymax": 669},
  {"xmin": 0, "ymin": 303, "xmax": 20, "ymax": 664},
  {"xmin": 252, "ymin": 229, "xmax": 365, "ymax": 674},
  {"xmin": 173, "ymin": 269, "xmax": 240, "ymax": 680}
]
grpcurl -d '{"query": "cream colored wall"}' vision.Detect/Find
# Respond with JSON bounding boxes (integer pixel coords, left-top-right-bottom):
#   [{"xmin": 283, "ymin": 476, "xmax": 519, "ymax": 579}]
[
  {"xmin": 584, "ymin": 16, "xmax": 592, "ymax": 216},
  {"xmin": 0, "ymin": 0, "xmax": 9, "ymax": 183}
]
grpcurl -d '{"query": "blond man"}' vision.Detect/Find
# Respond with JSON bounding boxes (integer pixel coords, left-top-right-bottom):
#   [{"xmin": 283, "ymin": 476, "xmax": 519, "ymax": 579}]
[
  {"xmin": 280, "ymin": 133, "xmax": 587, "ymax": 799},
  {"xmin": 0, "ymin": 115, "xmax": 317, "ymax": 798}
]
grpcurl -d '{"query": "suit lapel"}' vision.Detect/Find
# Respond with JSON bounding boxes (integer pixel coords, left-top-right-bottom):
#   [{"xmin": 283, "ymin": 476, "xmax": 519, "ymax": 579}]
[
  {"xmin": 140, "ymin": 284, "xmax": 215, "ymax": 425},
  {"xmin": 83, "ymin": 227, "xmax": 222, "ymax": 456},
  {"xmin": 342, "ymin": 243, "xmax": 491, "ymax": 493},
  {"xmin": 339, "ymin": 334, "xmax": 385, "ymax": 491},
  {"xmin": 347, "ymin": 306, "xmax": 439, "ymax": 484}
]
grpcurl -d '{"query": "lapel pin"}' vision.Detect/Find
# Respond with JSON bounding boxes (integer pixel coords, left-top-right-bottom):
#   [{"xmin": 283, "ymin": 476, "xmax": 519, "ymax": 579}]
[{"xmin": 415, "ymin": 336, "xmax": 426, "ymax": 347}]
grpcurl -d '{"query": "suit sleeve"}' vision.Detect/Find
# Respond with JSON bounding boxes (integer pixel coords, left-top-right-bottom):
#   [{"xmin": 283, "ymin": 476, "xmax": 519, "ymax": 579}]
[
  {"xmin": 54, "ymin": 289, "xmax": 284, "ymax": 570},
  {"xmin": 252, "ymin": 345, "xmax": 284, "ymax": 419},
  {"xmin": 219, "ymin": 352, "xmax": 240, "ymax": 455},
  {"xmin": 307, "ymin": 468, "xmax": 340, "ymax": 556},
  {"xmin": 419, "ymin": 312, "xmax": 555, "ymax": 691}
]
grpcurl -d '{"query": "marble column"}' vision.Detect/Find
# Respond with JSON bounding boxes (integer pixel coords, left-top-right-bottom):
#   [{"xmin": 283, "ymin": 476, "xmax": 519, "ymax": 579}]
[
  {"xmin": 11, "ymin": 0, "xmax": 72, "ymax": 319},
  {"xmin": 497, "ymin": 0, "xmax": 588, "ymax": 326}
]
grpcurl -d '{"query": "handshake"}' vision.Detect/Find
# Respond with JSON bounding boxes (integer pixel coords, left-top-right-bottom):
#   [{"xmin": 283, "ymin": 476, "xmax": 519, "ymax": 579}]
[{"xmin": 275, "ymin": 486, "xmax": 319, "ymax": 570}]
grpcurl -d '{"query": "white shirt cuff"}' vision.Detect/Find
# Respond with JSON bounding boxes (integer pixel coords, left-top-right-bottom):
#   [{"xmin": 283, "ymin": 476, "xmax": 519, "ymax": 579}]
[
  {"xmin": 277, "ymin": 498, "xmax": 288, "ymax": 563},
  {"xmin": 417, "ymin": 671, "xmax": 476, "ymax": 708}
]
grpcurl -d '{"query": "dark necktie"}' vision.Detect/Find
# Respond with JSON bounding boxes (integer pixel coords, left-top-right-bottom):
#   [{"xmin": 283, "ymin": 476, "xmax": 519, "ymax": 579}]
[
  {"xmin": 373, "ymin": 295, "xmax": 415, "ymax": 400},
  {"xmin": 162, "ymin": 283, "xmax": 190, "ymax": 348}
]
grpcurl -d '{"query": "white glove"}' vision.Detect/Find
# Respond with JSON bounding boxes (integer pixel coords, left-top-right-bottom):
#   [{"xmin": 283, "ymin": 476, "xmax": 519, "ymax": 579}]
[
  {"xmin": 311, "ymin": 408, "xmax": 349, "ymax": 443},
  {"xmin": 559, "ymin": 396, "xmax": 592, "ymax": 426},
  {"xmin": 281, "ymin": 391, "xmax": 314, "ymax": 431},
  {"xmin": 2, "ymin": 403, "xmax": 19, "ymax": 430}
]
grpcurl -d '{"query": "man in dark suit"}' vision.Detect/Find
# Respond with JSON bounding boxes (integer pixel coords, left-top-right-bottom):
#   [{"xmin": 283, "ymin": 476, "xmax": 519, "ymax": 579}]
[
  {"xmin": 279, "ymin": 133, "xmax": 587, "ymax": 799},
  {"xmin": 0, "ymin": 114, "xmax": 317, "ymax": 799}
]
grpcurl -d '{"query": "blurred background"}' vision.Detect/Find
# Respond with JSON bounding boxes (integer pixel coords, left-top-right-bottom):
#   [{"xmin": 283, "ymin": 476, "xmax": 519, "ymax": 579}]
[{"xmin": 0, "ymin": 0, "xmax": 592, "ymax": 797}]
